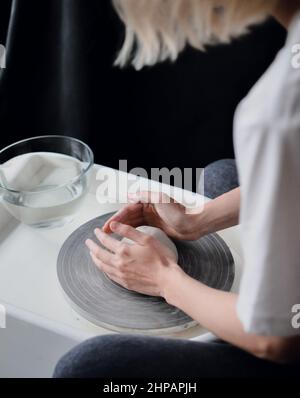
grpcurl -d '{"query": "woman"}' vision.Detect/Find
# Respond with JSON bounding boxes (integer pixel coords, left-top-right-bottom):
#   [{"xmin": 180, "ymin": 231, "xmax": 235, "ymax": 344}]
[{"xmin": 54, "ymin": 0, "xmax": 300, "ymax": 377}]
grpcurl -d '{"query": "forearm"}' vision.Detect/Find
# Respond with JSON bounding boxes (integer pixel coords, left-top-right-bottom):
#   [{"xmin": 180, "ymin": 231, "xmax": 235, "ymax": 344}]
[
  {"xmin": 163, "ymin": 268, "xmax": 290, "ymax": 361},
  {"xmin": 193, "ymin": 188, "xmax": 240, "ymax": 238}
]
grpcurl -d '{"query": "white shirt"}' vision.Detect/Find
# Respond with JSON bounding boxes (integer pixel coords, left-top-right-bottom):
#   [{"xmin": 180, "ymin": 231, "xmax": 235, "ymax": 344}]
[{"xmin": 235, "ymin": 13, "xmax": 300, "ymax": 337}]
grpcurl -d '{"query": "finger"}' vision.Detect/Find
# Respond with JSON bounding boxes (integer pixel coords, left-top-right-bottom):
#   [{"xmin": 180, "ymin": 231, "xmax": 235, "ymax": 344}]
[
  {"xmin": 129, "ymin": 191, "xmax": 175, "ymax": 205},
  {"xmin": 109, "ymin": 222, "xmax": 150, "ymax": 245},
  {"xmin": 106, "ymin": 275, "xmax": 126, "ymax": 288},
  {"xmin": 107, "ymin": 216, "xmax": 145, "ymax": 231},
  {"xmin": 102, "ymin": 208, "xmax": 126, "ymax": 233},
  {"xmin": 108, "ymin": 214, "xmax": 144, "ymax": 228},
  {"xmin": 90, "ymin": 252, "xmax": 121, "ymax": 279},
  {"xmin": 85, "ymin": 239, "xmax": 115, "ymax": 266},
  {"xmin": 104, "ymin": 214, "xmax": 144, "ymax": 234},
  {"xmin": 94, "ymin": 228, "xmax": 122, "ymax": 253},
  {"xmin": 90, "ymin": 252, "xmax": 126, "ymax": 287},
  {"xmin": 125, "ymin": 217, "xmax": 145, "ymax": 228},
  {"xmin": 102, "ymin": 204, "xmax": 142, "ymax": 233}
]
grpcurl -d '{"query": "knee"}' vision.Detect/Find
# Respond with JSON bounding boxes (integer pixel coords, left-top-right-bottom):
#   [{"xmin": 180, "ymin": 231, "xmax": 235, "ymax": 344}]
[
  {"xmin": 199, "ymin": 159, "xmax": 239, "ymax": 199},
  {"xmin": 53, "ymin": 334, "xmax": 130, "ymax": 378}
]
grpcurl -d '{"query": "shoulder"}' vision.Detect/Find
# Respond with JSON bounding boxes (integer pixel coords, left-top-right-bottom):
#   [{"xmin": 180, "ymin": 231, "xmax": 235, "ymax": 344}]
[
  {"xmin": 287, "ymin": 10, "xmax": 300, "ymax": 49},
  {"xmin": 235, "ymin": 17, "xmax": 300, "ymax": 135},
  {"xmin": 272, "ymin": 15, "xmax": 300, "ymax": 134}
]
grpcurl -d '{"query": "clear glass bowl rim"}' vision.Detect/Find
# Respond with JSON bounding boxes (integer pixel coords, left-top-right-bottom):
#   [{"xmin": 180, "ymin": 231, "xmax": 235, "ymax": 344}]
[{"xmin": 0, "ymin": 135, "xmax": 94, "ymax": 195}]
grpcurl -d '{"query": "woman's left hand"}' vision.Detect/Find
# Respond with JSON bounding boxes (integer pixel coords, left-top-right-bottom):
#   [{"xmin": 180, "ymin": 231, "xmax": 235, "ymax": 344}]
[{"xmin": 85, "ymin": 221, "xmax": 183, "ymax": 297}]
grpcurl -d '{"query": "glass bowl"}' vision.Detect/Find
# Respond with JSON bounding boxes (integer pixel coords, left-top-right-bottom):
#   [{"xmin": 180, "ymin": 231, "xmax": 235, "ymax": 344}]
[{"xmin": 0, "ymin": 135, "xmax": 94, "ymax": 228}]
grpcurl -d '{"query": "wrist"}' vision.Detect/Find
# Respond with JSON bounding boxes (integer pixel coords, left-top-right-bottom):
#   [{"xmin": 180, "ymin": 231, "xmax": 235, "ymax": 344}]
[
  {"xmin": 184, "ymin": 204, "xmax": 211, "ymax": 240},
  {"xmin": 159, "ymin": 262, "xmax": 189, "ymax": 305},
  {"xmin": 187, "ymin": 195, "xmax": 238, "ymax": 239}
]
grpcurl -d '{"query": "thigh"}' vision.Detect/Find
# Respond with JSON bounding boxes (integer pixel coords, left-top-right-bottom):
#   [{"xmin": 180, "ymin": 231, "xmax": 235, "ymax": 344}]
[
  {"xmin": 200, "ymin": 159, "xmax": 239, "ymax": 199},
  {"xmin": 53, "ymin": 334, "xmax": 300, "ymax": 378}
]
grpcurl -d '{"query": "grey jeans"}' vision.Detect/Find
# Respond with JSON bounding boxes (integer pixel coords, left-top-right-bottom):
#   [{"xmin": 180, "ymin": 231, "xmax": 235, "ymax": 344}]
[
  {"xmin": 53, "ymin": 160, "xmax": 299, "ymax": 378},
  {"xmin": 199, "ymin": 159, "xmax": 239, "ymax": 199},
  {"xmin": 53, "ymin": 334, "xmax": 300, "ymax": 378}
]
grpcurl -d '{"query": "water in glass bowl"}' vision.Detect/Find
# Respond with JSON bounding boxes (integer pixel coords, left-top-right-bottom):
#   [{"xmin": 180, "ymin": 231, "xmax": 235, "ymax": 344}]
[{"xmin": 0, "ymin": 152, "xmax": 90, "ymax": 228}]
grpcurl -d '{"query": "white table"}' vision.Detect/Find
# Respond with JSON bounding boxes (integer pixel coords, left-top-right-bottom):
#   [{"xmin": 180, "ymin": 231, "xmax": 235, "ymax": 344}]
[{"xmin": 0, "ymin": 165, "xmax": 243, "ymax": 377}]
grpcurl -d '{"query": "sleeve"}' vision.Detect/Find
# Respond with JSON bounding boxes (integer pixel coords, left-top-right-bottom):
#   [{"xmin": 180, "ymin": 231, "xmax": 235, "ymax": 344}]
[{"xmin": 235, "ymin": 68, "xmax": 300, "ymax": 337}]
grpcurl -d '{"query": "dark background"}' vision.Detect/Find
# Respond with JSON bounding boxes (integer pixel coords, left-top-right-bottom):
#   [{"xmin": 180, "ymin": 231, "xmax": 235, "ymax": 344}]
[{"xmin": 0, "ymin": 0, "xmax": 286, "ymax": 176}]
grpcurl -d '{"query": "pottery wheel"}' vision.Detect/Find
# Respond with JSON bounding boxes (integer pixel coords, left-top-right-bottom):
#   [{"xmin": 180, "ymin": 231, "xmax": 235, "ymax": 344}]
[{"xmin": 57, "ymin": 212, "xmax": 235, "ymax": 333}]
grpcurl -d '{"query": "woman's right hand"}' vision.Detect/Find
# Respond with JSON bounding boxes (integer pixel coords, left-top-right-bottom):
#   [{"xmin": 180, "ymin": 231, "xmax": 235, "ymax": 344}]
[{"xmin": 102, "ymin": 191, "xmax": 202, "ymax": 241}]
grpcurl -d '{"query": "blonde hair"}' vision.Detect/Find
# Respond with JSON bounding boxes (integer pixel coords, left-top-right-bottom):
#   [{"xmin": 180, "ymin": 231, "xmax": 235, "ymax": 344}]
[{"xmin": 113, "ymin": 0, "xmax": 278, "ymax": 69}]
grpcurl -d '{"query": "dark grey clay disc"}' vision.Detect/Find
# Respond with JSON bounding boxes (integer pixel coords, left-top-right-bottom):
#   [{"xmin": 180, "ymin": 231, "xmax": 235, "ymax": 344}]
[{"xmin": 57, "ymin": 212, "xmax": 235, "ymax": 333}]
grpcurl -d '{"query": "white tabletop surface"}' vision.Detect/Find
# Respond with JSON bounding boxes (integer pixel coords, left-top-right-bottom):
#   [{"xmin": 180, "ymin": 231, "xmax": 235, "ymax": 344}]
[{"xmin": 0, "ymin": 165, "xmax": 243, "ymax": 342}]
